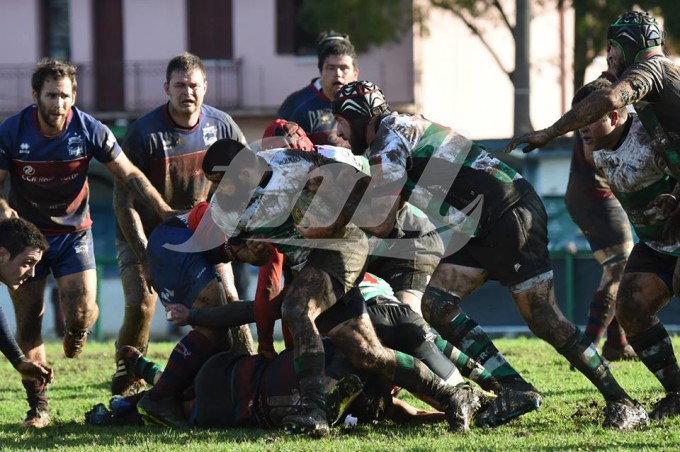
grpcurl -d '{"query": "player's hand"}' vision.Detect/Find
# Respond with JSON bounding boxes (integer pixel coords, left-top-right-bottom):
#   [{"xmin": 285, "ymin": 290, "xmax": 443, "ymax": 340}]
[
  {"xmin": 159, "ymin": 208, "xmax": 183, "ymax": 221},
  {"xmin": 15, "ymin": 359, "xmax": 54, "ymax": 385},
  {"xmin": 165, "ymin": 304, "xmax": 190, "ymax": 326},
  {"xmin": 258, "ymin": 347, "xmax": 278, "ymax": 360},
  {"xmin": 0, "ymin": 206, "xmax": 18, "ymax": 221},
  {"xmin": 246, "ymin": 238, "xmax": 270, "ymax": 262},
  {"xmin": 644, "ymin": 193, "xmax": 677, "ymax": 220},
  {"xmin": 504, "ymin": 129, "xmax": 552, "ymax": 154}
]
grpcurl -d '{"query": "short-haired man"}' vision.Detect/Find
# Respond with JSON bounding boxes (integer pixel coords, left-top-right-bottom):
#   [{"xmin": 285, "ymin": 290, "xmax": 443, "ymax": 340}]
[
  {"xmin": 278, "ymin": 31, "xmax": 358, "ymax": 146},
  {"xmin": 573, "ymin": 77, "xmax": 680, "ymax": 420},
  {"xmin": 111, "ymin": 52, "xmax": 252, "ymax": 396},
  {"xmin": 506, "ymin": 10, "xmax": 680, "ymax": 196},
  {"xmin": 0, "ymin": 58, "xmax": 175, "ymax": 427},
  {"xmin": 0, "ymin": 218, "xmax": 53, "ymax": 427}
]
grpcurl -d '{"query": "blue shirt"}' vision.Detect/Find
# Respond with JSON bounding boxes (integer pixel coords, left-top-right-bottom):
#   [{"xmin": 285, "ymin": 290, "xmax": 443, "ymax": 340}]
[
  {"xmin": 121, "ymin": 103, "xmax": 246, "ymax": 234},
  {"xmin": 277, "ymin": 79, "xmax": 337, "ymax": 145},
  {"xmin": 0, "ymin": 105, "xmax": 121, "ymax": 234}
]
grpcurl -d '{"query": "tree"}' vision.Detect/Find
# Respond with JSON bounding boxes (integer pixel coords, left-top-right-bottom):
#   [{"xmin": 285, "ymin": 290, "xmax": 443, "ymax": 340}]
[
  {"xmin": 572, "ymin": 0, "xmax": 680, "ymax": 91},
  {"xmin": 299, "ymin": 0, "xmax": 538, "ymax": 135},
  {"xmin": 299, "ymin": 1, "xmax": 680, "ymax": 134}
]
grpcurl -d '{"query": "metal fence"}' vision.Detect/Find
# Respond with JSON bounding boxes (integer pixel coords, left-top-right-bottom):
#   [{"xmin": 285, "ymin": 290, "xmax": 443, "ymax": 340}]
[{"xmin": 0, "ymin": 59, "xmax": 243, "ymax": 116}]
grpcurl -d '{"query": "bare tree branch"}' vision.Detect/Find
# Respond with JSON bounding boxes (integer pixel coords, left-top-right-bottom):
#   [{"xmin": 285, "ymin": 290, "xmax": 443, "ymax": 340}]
[{"xmin": 449, "ymin": 8, "xmax": 511, "ymax": 77}]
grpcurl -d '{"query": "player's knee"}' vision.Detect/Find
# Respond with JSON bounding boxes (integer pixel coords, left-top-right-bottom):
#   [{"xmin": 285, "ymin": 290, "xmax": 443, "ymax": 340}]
[
  {"xmin": 346, "ymin": 343, "xmax": 387, "ymax": 371},
  {"xmin": 422, "ymin": 286, "xmax": 461, "ymax": 325},
  {"xmin": 280, "ymin": 298, "xmax": 309, "ymax": 327},
  {"xmin": 124, "ymin": 293, "xmax": 156, "ymax": 317}
]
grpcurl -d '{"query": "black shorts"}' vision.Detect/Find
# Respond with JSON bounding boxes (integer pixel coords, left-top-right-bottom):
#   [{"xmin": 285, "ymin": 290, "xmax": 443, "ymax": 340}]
[
  {"xmin": 304, "ymin": 225, "xmax": 368, "ymax": 294},
  {"xmin": 442, "ymin": 190, "xmax": 553, "ymax": 288},
  {"xmin": 367, "ymin": 255, "xmax": 435, "ymax": 293},
  {"xmin": 565, "ymin": 191, "xmax": 632, "ymax": 252},
  {"xmin": 367, "ymin": 205, "xmax": 444, "ymax": 292},
  {"xmin": 366, "ymin": 299, "xmax": 431, "ymax": 352},
  {"xmin": 625, "ymin": 242, "xmax": 677, "ymax": 293},
  {"xmin": 315, "ymin": 285, "xmax": 368, "ymax": 335}
]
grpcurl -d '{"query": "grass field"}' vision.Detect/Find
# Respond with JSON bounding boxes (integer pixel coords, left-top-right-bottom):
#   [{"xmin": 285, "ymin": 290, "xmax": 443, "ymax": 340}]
[{"xmin": 1, "ymin": 338, "xmax": 680, "ymax": 451}]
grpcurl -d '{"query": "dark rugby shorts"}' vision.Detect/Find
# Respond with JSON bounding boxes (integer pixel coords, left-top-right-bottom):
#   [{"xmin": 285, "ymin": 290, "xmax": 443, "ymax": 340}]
[
  {"xmin": 625, "ymin": 242, "xmax": 678, "ymax": 294},
  {"xmin": 565, "ymin": 190, "xmax": 632, "ymax": 252},
  {"xmin": 33, "ymin": 229, "xmax": 96, "ymax": 280},
  {"xmin": 442, "ymin": 190, "xmax": 553, "ymax": 288}
]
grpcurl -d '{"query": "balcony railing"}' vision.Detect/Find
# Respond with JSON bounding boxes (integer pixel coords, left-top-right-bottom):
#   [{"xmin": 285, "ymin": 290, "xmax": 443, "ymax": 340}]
[{"xmin": 0, "ymin": 59, "xmax": 242, "ymax": 117}]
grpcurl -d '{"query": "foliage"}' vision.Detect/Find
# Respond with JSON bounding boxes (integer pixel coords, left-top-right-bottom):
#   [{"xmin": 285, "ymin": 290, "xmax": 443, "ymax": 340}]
[
  {"xmin": 297, "ymin": 0, "xmax": 413, "ymax": 53},
  {"xmin": 572, "ymin": 0, "xmax": 680, "ymax": 91},
  {"xmin": 1, "ymin": 339, "xmax": 680, "ymax": 450}
]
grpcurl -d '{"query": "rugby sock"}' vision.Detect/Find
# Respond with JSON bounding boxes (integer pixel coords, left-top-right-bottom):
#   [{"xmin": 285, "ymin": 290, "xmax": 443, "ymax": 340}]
[
  {"xmin": 294, "ymin": 352, "xmax": 327, "ymax": 407},
  {"xmin": 604, "ymin": 318, "xmax": 629, "ymax": 349},
  {"xmin": 434, "ymin": 335, "xmax": 501, "ymax": 392},
  {"xmin": 584, "ymin": 289, "xmax": 614, "ymax": 346},
  {"xmin": 134, "ymin": 355, "xmax": 163, "ymax": 385},
  {"xmin": 22, "ymin": 379, "xmax": 48, "ymax": 410},
  {"xmin": 557, "ymin": 328, "xmax": 628, "ymax": 401},
  {"xmin": 628, "ymin": 323, "xmax": 680, "ymax": 392},
  {"xmin": 393, "ymin": 350, "xmax": 448, "ymax": 401},
  {"xmin": 149, "ymin": 330, "xmax": 215, "ymax": 401},
  {"xmin": 441, "ymin": 312, "xmax": 522, "ymax": 381}
]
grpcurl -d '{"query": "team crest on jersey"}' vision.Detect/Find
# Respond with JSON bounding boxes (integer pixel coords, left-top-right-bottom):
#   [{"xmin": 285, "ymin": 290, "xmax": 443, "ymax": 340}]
[
  {"xmin": 74, "ymin": 244, "xmax": 89, "ymax": 255},
  {"xmin": 160, "ymin": 288, "xmax": 175, "ymax": 304},
  {"xmin": 19, "ymin": 143, "xmax": 30, "ymax": 154},
  {"xmin": 68, "ymin": 134, "xmax": 84, "ymax": 157},
  {"xmin": 202, "ymin": 125, "xmax": 218, "ymax": 146}
]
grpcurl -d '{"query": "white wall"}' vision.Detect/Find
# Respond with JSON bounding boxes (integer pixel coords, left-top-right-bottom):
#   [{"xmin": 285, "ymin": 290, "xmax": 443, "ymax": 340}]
[{"xmin": 416, "ymin": 1, "xmax": 574, "ymax": 140}]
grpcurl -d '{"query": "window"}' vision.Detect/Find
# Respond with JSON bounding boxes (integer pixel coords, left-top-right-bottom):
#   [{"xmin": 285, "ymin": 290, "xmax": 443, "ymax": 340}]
[
  {"xmin": 40, "ymin": 0, "xmax": 71, "ymax": 60},
  {"xmin": 276, "ymin": 0, "xmax": 317, "ymax": 56},
  {"xmin": 187, "ymin": 0, "xmax": 233, "ymax": 59}
]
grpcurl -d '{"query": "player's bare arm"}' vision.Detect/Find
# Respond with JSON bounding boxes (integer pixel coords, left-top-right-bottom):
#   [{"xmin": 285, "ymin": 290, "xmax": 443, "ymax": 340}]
[
  {"xmin": 112, "ymin": 180, "xmax": 149, "ymax": 266},
  {"xmin": 505, "ymin": 77, "xmax": 646, "ymax": 154},
  {"xmin": 104, "ymin": 153, "xmax": 176, "ymax": 220},
  {"xmin": 0, "ymin": 170, "xmax": 18, "ymax": 220}
]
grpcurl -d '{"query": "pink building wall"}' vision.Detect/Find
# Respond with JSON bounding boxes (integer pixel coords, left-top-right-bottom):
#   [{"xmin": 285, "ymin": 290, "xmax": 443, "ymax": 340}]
[{"xmin": 0, "ymin": 0, "xmax": 591, "ymax": 140}]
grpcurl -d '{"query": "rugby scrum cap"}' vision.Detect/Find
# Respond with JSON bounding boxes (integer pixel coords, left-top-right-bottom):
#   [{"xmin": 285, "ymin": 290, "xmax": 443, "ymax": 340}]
[
  {"xmin": 608, "ymin": 11, "xmax": 664, "ymax": 68},
  {"xmin": 261, "ymin": 119, "xmax": 314, "ymax": 151},
  {"xmin": 331, "ymin": 81, "xmax": 390, "ymax": 123}
]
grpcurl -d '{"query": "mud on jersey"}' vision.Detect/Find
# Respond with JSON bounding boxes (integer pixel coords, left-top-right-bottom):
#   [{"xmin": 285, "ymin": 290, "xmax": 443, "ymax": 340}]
[
  {"xmin": 367, "ymin": 113, "xmax": 532, "ymax": 237},
  {"xmin": 0, "ymin": 105, "xmax": 120, "ymax": 234},
  {"xmin": 592, "ymin": 115, "xmax": 680, "ymax": 255},
  {"xmin": 623, "ymin": 56, "xmax": 680, "ymax": 145},
  {"xmin": 210, "ymin": 149, "xmax": 363, "ymax": 268},
  {"xmin": 122, "ymin": 103, "xmax": 246, "ymax": 234}
]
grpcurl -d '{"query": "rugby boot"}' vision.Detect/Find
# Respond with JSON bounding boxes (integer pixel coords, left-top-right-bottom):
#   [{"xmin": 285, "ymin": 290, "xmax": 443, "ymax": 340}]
[
  {"xmin": 325, "ymin": 374, "xmax": 364, "ymax": 427},
  {"xmin": 63, "ymin": 326, "xmax": 91, "ymax": 358},
  {"xmin": 282, "ymin": 375, "xmax": 330, "ymax": 437},
  {"xmin": 474, "ymin": 379, "xmax": 542, "ymax": 428},
  {"xmin": 602, "ymin": 398, "xmax": 649, "ymax": 430},
  {"xmin": 438, "ymin": 383, "xmax": 488, "ymax": 433},
  {"xmin": 649, "ymin": 392, "xmax": 680, "ymax": 420},
  {"xmin": 111, "ymin": 345, "xmax": 146, "ymax": 396},
  {"xmin": 136, "ymin": 392, "xmax": 185, "ymax": 427},
  {"xmin": 601, "ymin": 344, "xmax": 638, "ymax": 362},
  {"xmin": 21, "ymin": 404, "xmax": 50, "ymax": 428}
]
